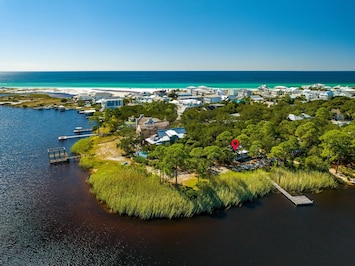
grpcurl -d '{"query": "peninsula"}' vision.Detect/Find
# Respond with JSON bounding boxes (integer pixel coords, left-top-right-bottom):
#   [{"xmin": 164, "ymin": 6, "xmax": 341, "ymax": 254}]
[{"xmin": 1, "ymin": 85, "xmax": 354, "ymax": 219}]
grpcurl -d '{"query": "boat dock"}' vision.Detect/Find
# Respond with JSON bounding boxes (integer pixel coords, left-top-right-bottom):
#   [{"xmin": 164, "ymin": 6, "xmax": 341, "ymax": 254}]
[
  {"xmin": 270, "ymin": 180, "xmax": 313, "ymax": 206},
  {"xmin": 58, "ymin": 133, "xmax": 97, "ymax": 141},
  {"xmin": 48, "ymin": 147, "xmax": 81, "ymax": 164}
]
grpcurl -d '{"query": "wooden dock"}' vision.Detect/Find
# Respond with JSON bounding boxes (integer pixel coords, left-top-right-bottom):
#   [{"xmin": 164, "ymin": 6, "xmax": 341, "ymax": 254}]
[
  {"xmin": 48, "ymin": 147, "xmax": 81, "ymax": 164},
  {"xmin": 270, "ymin": 180, "xmax": 313, "ymax": 206},
  {"xmin": 58, "ymin": 133, "xmax": 97, "ymax": 141}
]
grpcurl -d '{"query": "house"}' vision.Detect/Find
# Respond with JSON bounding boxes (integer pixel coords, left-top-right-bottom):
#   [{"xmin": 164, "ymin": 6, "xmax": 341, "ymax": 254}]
[
  {"xmin": 334, "ymin": 87, "xmax": 355, "ymax": 98},
  {"xmin": 91, "ymin": 92, "xmax": 113, "ymax": 102},
  {"xmin": 250, "ymin": 95, "xmax": 264, "ymax": 102},
  {"xmin": 203, "ymin": 95, "xmax": 222, "ymax": 104},
  {"xmin": 288, "ymin": 113, "xmax": 311, "ymax": 121},
  {"xmin": 319, "ymin": 91, "xmax": 334, "ymax": 100},
  {"xmin": 100, "ymin": 97, "xmax": 123, "ymax": 110},
  {"xmin": 239, "ymin": 89, "xmax": 252, "ymax": 98},
  {"xmin": 236, "ymin": 149, "xmax": 249, "ymax": 161},
  {"xmin": 145, "ymin": 128, "xmax": 186, "ymax": 145},
  {"xmin": 73, "ymin": 93, "xmax": 93, "ymax": 102},
  {"xmin": 136, "ymin": 114, "xmax": 170, "ymax": 138}
]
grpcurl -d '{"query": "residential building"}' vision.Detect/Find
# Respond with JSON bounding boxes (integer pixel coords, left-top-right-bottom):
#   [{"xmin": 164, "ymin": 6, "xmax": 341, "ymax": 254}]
[
  {"xmin": 203, "ymin": 95, "xmax": 222, "ymax": 104},
  {"xmin": 100, "ymin": 97, "xmax": 123, "ymax": 110},
  {"xmin": 145, "ymin": 128, "xmax": 186, "ymax": 145},
  {"xmin": 136, "ymin": 114, "xmax": 170, "ymax": 139}
]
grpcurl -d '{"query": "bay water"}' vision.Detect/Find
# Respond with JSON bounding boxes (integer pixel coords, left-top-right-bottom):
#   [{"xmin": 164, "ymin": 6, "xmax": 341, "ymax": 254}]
[{"xmin": 1, "ymin": 106, "xmax": 355, "ymax": 265}]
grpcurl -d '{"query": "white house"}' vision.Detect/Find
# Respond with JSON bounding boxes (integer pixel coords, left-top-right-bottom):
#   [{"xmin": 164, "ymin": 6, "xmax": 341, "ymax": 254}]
[
  {"xmin": 145, "ymin": 128, "xmax": 186, "ymax": 145},
  {"xmin": 203, "ymin": 95, "xmax": 222, "ymax": 104},
  {"xmin": 335, "ymin": 87, "xmax": 355, "ymax": 97},
  {"xmin": 319, "ymin": 91, "xmax": 334, "ymax": 100},
  {"xmin": 100, "ymin": 97, "xmax": 123, "ymax": 110},
  {"xmin": 91, "ymin": 92, "xmax": 113, "ymax": 102},
  {"xmin": 73, "ymin": 93, "xmax": 93, "ymax": 102}
]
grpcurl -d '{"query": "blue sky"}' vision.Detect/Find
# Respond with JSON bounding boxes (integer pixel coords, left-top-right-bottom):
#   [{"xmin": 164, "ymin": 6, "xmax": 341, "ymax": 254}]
[{"xmin": 0, "ymin": 0, "xmax": 354, "ymax": 71}]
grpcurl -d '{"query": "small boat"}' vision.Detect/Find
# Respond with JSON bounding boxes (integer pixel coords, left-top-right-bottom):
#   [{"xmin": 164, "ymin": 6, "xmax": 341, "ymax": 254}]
[{"xmin": 73, "ymin": 127, "xmax": 92, "ymax": 134}]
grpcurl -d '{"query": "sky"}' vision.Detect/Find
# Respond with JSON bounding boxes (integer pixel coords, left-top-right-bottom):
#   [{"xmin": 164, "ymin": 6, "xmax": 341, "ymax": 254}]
[{"xmin": 0, "ymin": 0, "xmax": 354, "ymax": 71}]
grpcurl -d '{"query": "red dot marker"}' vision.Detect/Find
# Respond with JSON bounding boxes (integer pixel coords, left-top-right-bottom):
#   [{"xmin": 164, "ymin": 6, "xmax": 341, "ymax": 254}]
[{"xmin": 231, "ymin": 139, "xmax": 240, "ymax": 151}]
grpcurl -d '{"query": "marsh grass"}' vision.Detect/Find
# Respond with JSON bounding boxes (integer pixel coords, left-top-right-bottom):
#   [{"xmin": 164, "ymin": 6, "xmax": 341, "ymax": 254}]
[
  {"xmin": 72, "ymin": 136, "xmax": 337, "ymax": 220},
  {"xmin": 88, "ymin": 164, "xmax": 273, "ymax": 219},
  {"xmin": 0, "ymin": 93, "xmax": 76, "ymax": 108},
  {"xmin": 270, "ymin": 168, "xmax": 337, "ymax": 193}
]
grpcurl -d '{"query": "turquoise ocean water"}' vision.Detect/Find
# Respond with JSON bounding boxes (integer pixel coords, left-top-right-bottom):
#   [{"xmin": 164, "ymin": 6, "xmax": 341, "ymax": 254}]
[{"xmin": 0, "ymin": 71, "xmax": 354, "ymax": 89}]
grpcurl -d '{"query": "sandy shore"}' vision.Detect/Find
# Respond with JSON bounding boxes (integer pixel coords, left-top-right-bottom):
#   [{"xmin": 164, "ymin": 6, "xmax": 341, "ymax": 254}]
[{"xmin": 0, "ymin": 87, "xmax": 167, "ymax": 97}]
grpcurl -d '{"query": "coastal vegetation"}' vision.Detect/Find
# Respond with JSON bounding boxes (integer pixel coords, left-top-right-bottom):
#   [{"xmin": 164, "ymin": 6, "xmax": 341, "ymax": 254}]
[
  {"xmin": 69, "ymin": 95, "xmax": 355, "ymax": 219},
  {"xmin": 0, "ymin": 93, "xmax": 76, "ymax": 109},
  {"xmin": 71, "ymin": 138, "xmax": 274, "ymax": 219},
  {"xmin": 270, "ymin": 168, "xmax": 337, "ymax": 193},
  {"xmin": 5, "ymin": 89, "xmax": 354, "ymax": 219},
  {"xmin": 72, "ymin": 133, "xmax": 338, "ymax": 219}
]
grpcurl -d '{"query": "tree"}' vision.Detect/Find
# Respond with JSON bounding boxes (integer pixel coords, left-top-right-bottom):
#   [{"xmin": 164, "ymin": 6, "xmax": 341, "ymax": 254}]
[
  {"xmin": 305, "ymin": 155, "xmax": 328, "ymax": 171},
  {"xmin": 215, "ymin": 131, "xmax": 233, "ymax": 148},
  {"xmin": 161, "ymin": 144, "xmax": 188, "ymax": 185},
  {"xmin": 315, "ymin": 107, "xmax": 331, "ymax": 120},
  {"xmin": 89, "ymin": 111, "xmax": 103, "ymax": 134},
  {"xmin": 117, "ymin": 127, "xmax": 141, "ymax": 155},
  {"xmin": 249, "ymin": 140, "xmax": 263, "ymax": 158},
  {"xmin": 204, "ymin": 146, "xmax": 226, "ymax": 171},
  {"xmin": 320, "ymin": 130, "xmax": 352, "ymax": 173},
  {"xmin": 295, "ymin": 122, "xmax": 319, "ymax": 151},
  {"xmin": 236, "ymin": 133, "xmax": 251, "ymax": 151},
  {"xmin": 189, "ymin": 147, "xmax": 209, "ymax": 180},
  {"xmin": 258, "ymin": 121, "xmax": 277, "ymax": 153},
  {"xmin": 148, "ymin": 145, "xmax": 167, "ymax": 182},
  {"xmin": 268, "ymin": 137, "xmax": 299, "ymax": 167},
  {"xmin": 277, "ymin": 120, "xmax": 297, "ymax": 142}
]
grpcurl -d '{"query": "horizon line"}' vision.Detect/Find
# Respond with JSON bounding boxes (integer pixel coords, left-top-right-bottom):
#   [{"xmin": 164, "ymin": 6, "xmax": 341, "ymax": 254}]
[{"xmin": 1, "ymin": 69, "xmax": 355, "ymax": 72}]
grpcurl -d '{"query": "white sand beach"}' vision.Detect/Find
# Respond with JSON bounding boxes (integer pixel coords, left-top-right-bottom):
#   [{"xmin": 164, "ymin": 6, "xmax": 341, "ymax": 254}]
[{"xmin": 0, "ymin": 87, "xmax": 164, "ymax": 97}]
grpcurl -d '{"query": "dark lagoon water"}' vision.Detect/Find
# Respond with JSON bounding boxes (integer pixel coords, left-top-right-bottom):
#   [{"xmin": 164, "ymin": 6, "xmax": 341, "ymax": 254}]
[{"xmin": 1, "ymin": 106, "xmax": 355, "ymax": 265}]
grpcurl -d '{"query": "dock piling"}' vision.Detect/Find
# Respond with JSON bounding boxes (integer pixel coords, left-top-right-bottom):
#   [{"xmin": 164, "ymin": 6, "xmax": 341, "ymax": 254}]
[{"xmin": 48, "ymin": 147, "xmax": 81, "ymax": 164}]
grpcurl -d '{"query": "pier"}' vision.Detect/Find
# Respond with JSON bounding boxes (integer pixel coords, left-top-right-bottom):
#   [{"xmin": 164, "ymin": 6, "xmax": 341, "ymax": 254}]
[
  {"xmin": 270, "ymin": 180, "xmax": 313, "ymax": 206},
  {"xmin": 58, "ymin": 133, "xmax": 97, "ymax": 141},
  {"xmin": 48, "ymin": 147, "xmax": 81, "ymax": 164}
]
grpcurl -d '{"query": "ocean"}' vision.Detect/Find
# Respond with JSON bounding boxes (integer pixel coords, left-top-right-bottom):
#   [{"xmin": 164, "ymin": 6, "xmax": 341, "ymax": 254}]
[{"xmin": 0, "ymin": 71, "xmax": 355, "ymax": 89}]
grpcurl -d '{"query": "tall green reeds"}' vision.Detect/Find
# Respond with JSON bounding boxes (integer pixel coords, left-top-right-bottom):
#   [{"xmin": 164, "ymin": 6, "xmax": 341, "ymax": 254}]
[
  {"xmin": 271, "ymin": 168, "xmax": 337, "ymax": 193},
  {"xmin": 88, "ymin": 165, "xmax": 273, "ymax": 219}
]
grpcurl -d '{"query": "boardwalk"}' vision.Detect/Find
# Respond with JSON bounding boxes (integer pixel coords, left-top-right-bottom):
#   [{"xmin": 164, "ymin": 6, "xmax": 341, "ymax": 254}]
[
  {"xmin": 270, "ymin": 180, "xmax": 313, "ymax": 206},
  {"xmin": 58, "ymin": 133, "xmax": 97, "ymax": 141}
]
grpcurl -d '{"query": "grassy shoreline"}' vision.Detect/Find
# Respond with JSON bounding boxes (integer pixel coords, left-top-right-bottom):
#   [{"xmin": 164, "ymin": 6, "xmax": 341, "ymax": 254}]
[
  {"xmin": 72, "ymin": 137, "xmax": 338, "ymax": 220},
  {"xmin": 0, "ymin": 93, "xmax": 77, "ymax": 109}
]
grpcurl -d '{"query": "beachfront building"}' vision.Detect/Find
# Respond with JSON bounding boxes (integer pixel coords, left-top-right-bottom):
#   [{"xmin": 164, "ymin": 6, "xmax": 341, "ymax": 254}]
[
  {"xmin": 100, "ymin": 97, "xmax": 123, "ymax": 110},
  {"xmin": 73, "ymin": 93, "xmax": 92, "ymax": 102},
  {"xmin": 333, "ymin": 86, "xmax": 355, "ymax": 98},
  {"xmin": 92, "ymin": 92, "xmax": 113, "ymax": 102},
  {"xmin": 136, "ymin": 114, "xmax": 170, "ymax": 139}
]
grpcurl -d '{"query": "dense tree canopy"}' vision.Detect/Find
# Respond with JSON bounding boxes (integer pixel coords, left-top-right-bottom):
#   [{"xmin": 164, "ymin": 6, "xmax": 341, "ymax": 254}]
[{"xmin": 102, "ymin": 96, "xmax": 354, "ymax": 175}]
